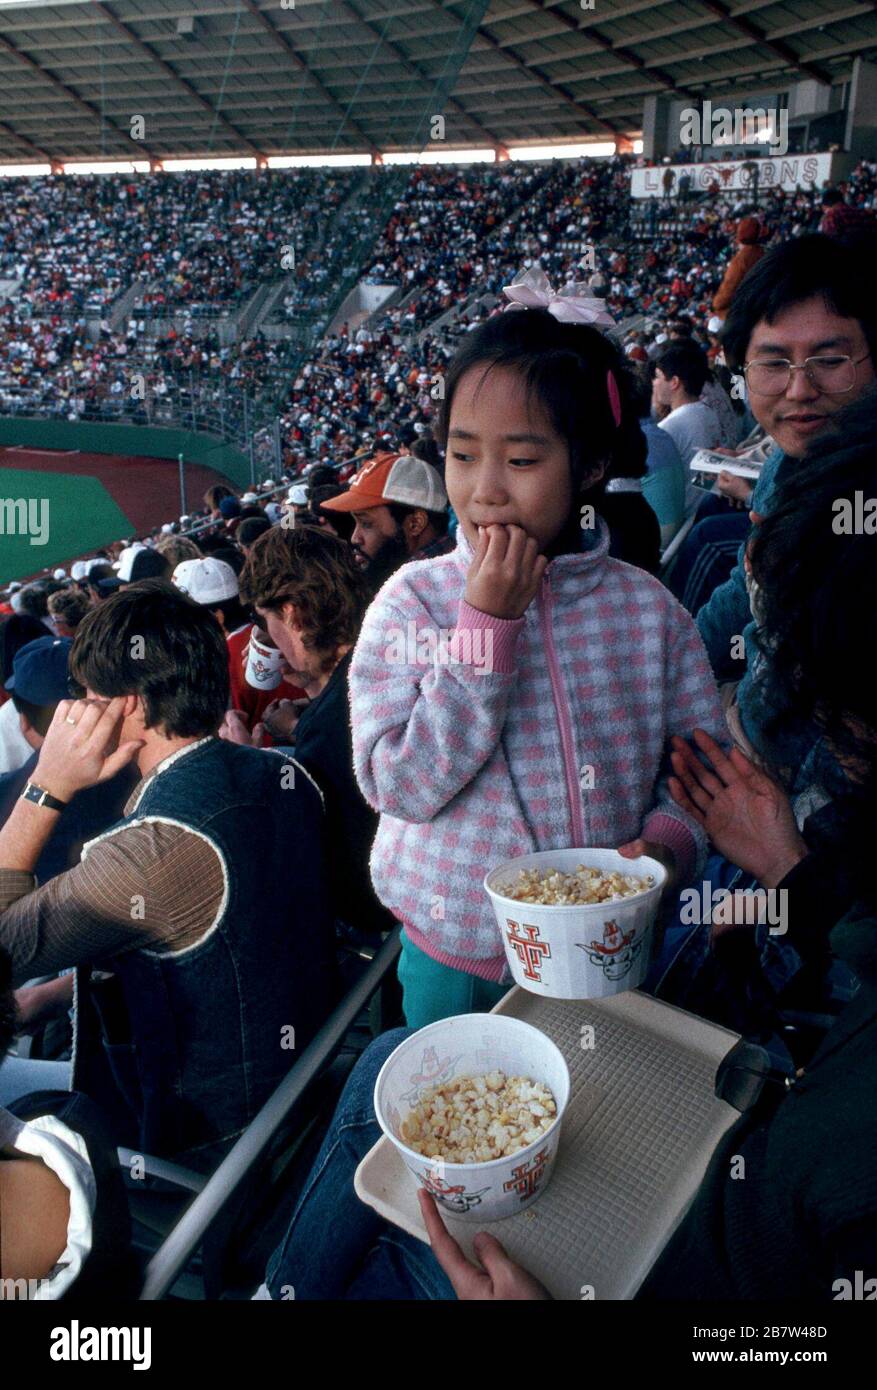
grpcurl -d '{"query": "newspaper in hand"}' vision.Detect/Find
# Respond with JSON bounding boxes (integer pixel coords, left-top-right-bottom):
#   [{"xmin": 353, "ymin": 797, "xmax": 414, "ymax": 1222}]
[{"xmin": 689, "ymin": 448, "xmax": 761, "ymax": 480}]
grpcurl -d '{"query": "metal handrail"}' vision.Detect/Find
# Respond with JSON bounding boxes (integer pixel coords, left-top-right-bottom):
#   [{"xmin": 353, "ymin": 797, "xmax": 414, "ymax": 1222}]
[{"xmin": 138, "ymin": 925, "xmax": 402, "ymax": 1301}]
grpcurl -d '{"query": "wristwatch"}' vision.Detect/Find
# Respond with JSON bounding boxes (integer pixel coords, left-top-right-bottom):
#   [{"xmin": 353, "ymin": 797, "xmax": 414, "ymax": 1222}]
[{"xmin": 21, "ymin": 781, "xmax": 69, "ymax": 812}]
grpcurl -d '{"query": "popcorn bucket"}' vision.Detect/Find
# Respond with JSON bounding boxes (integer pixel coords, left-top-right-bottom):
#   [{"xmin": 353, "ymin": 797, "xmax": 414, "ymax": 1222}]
[
  {"xmin": 486, "ymin": 848, "xmax": 667, "ymax": 1000},
  {"xmin": 374, "ymin": 1014, "xmax": 570, "ymax": 1223}
]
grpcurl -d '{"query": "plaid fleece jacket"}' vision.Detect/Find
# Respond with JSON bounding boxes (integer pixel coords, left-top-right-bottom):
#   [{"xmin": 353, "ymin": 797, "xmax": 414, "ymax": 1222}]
[{"xmin": 349, "ymin": 520, "xmax": 726, "ymax": 982}]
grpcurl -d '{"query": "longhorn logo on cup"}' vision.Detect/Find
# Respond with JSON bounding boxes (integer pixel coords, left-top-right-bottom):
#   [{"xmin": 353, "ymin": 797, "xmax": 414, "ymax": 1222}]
[
  {"xmin": 419, "ymin": 1168, "xmax": 490, "ymax": 1214},
  {"xmin": 576, "ymin": 918, "xmax": 642, "ymax": 981},
  {"xmin": 401, "ymin": 1044, "xmax": 460, "ymax": 1106}
]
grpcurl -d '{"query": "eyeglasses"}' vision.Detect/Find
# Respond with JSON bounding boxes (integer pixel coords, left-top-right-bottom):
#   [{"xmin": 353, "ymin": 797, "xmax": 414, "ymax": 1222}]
[{"xmin": 743, "ymin": 354, "xmax": 870, "ymax": 396}]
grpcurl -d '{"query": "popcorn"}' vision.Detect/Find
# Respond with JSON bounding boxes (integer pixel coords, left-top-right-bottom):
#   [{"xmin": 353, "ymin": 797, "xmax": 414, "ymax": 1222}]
[
  {"xmin": 400, "ymin": 1071, "xmax": 557, "ymax": 1163},
  {"xmin": 499, "ymin": 863, "xmax": 654, "ymax": 906}
]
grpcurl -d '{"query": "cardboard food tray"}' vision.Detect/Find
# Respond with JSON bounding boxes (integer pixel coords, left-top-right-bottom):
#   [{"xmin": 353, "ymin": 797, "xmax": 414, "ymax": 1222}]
[{"xmin": 354, "ymin": 988, "xmax": 740, "ymax": 1300}]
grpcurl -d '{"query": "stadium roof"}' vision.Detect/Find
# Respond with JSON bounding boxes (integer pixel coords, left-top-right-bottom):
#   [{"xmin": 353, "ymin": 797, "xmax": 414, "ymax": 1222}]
[{"xmin": 0, "ymin": 0, "xmax": 875, "ymax": 164}]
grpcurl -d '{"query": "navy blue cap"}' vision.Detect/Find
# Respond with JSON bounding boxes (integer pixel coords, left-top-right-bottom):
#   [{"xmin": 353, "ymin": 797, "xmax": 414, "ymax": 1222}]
[{"xmin": 5, "ymin": 636, "xmax": 73, "ymax": 705}]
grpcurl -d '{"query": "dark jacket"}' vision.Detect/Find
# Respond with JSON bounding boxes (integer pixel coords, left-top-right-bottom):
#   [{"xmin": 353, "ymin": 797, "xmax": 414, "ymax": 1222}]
[
  {"xmin": 638, "ymin": 904, "xmax": 877, "ymax": 1299},
  {"xmin": 72, "ymin": 738, "xmax": 338, "ymax": 1170},
  {"xmin": 295, "ymin": 650, "xmax": 395, "ymax": 939}
]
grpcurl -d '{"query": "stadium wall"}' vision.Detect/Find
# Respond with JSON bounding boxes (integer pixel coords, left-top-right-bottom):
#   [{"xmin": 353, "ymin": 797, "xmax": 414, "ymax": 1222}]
[{"xmin": 0, "ymin": 417, "xmax": 251, "ymax": 490}]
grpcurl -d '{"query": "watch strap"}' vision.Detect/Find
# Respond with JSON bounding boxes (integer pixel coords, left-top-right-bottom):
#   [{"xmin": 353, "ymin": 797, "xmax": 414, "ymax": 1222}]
[{"xmin": 21, "ymin": 781, "xmax": 69, "ymax": 812}]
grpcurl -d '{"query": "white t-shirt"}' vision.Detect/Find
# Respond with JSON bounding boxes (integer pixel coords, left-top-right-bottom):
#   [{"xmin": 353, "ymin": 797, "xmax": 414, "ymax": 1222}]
[
  {"xmin": 0, "ymin": 698, "xmax": 32, "ymax": 776},
  {"xmin": 701, "ymin": 380, "xmax": 739, "ymax": 449},
  {"xmin": 658, "ymin": 401, "xmax": 722, "ymax": 468},
  {"xmin": 0, "ymin": 1106, "xmax": 96, "ymax": 1299}
]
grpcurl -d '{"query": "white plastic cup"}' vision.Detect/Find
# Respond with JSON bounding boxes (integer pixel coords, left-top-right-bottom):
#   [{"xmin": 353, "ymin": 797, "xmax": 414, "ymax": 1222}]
[
  {"xmin": 485, "ymin": 848, "xmax": 667, "ymax": 1001},
  {"xmin": 244, "ymin": 627, "xmax": 283, "ymax": 691},
  {"xmin": 374, "ymin": 1014, "xmax": 570, "ymax": 1223}
]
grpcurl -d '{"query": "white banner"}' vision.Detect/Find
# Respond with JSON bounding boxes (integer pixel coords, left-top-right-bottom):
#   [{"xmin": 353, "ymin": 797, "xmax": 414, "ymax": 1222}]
[{"xmin": 630, "ymin": 152, "xmax": 834, "ymax": 199}]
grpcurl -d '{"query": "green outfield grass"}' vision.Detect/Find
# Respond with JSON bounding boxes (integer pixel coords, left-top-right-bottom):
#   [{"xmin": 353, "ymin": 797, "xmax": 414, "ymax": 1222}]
[{"xmin": 0, "ymin": 467, "xmax": 133, "ymax": 582}]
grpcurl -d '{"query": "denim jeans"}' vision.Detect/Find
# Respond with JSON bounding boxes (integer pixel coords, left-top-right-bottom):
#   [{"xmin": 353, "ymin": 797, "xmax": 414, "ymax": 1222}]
[
  {"xmin": 266, "ymin": 1028, "xmax": 457, "ymax": 1301},
  {"xmin": 666, "ymin": 510, "xmax": 751, "ymax": 616}
]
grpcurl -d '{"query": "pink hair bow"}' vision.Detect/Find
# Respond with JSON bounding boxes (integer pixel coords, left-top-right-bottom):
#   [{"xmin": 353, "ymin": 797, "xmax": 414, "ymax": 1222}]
[{"xmin": 501, "ymin": 266, "xmax": 615, "ymax": 329}]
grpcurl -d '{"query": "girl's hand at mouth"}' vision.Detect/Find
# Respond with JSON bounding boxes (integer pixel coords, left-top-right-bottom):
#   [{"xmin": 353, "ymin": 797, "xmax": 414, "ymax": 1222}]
[{"xmin": 465, "ymin": 523, "xmax": 548, "ymax": 620}]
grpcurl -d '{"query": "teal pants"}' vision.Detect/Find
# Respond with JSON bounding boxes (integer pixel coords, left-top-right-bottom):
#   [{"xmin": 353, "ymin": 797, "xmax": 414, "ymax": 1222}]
[{"xmin": 397, "ymin": 929, "xmax": 510, "ymax": 1029}]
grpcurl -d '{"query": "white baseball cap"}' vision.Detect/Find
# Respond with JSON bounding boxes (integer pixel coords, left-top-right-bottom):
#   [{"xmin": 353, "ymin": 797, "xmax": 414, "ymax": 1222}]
[
  {"xmin": 707, "ymin": 315, "xmax": 724, "ymax": 334},
  {"xmin": 241, "ymin": 491, "xmax": 258, "ymax": 504},
  {"xmin": 114, "ymin": 543, "xmax": 147, "ymax": 581},
  {"xmin": 53, "ymin": 568, "xmax": 67, "ymax": 581},
  {"xmin": 287, "ymin": 483, "xmax": 310, "ymax": 505},
  {"xmin": 70, "ymin": 560, "xmax": 89, "ymax": 581},
  {"xmin": 172, "ymin": 557, "xmax": 239, "ymax": 605}
]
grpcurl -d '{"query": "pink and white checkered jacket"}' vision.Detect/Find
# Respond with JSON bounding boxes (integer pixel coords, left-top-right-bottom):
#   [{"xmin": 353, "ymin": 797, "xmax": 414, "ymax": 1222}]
[{"xmin": 349, "ymin": 520, "xmax": 726, "ymax": 983}]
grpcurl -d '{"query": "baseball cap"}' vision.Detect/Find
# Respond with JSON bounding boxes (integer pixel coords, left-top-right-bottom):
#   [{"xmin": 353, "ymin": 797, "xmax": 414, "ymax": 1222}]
[
  {"xmin": 241, "ymin": 491, "xmax": 258, "ymax": 504},
  {"xmin": 287, "ymin": 483, "xmax": 310, "ymax": 506},
  {"xmin": 114, "ymin": 543, "xmax": 147, "ymax": 581},
  {"xmin": 172, "ymin": 557, "xmax": 239, "ymax": 605},
  {"xmin": 320, "ymin": 452, "xmax": 447, "ymax": 515},
  {"xmin": 53, "ymin": 568, "xmax": 67, "ymax": 581},
  {"xmin": 707, "ymin": 315, "xmax": 724, "ymax": 335},
  {"xmin": 5, "ymin": 636, "xmax": 73, "ymax": 703}
]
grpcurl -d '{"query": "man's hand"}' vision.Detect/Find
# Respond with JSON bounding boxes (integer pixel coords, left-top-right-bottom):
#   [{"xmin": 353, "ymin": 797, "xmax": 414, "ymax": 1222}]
[
  {"xmin": 35, "ymin": 698, "xmax": 144, "ymax": 802},
  {"xmin": 464, "ymin": 524, "xmax": 547, "ymax": 620},
  {"xmin": 219, "ymin": 709, "xmax": 268, "ymax": 747},
  {"xmin": 716, "ymin": 471, "xmax": 752, "ymax": 507},
  {"xmin": 13, "ymin": 975, "xmax": 74, "ymax": 1034},
  {"xmin": 669, "ymin": 728, "xmax": 808, "ymax": 888},
  {"xmin": 617, "ymin": 838, "xmax": 678, "ymax": 903},
  {"xmin": 261, "ymin": 697, "xmax": 308, "ymax": 742},
  {"xmin": 418, "ymin": 1190, "xmax": 551, "ymax": 1300}
]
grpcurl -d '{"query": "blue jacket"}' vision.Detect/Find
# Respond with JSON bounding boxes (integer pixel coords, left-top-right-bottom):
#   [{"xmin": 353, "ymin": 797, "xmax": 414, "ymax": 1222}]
[{"xmin": 696, "ymin": 450, "xmax": 842, "ymax": 805}]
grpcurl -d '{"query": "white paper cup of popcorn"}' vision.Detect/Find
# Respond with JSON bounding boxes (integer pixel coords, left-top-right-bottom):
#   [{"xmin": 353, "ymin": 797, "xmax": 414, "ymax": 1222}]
[
  {"xmin": 485, "ymin": 848, "xmax": 667, "ymax": 1000},
  {"xmin": 374, "ymin": 1014, "xmax": 570, "ymax": 1223}
]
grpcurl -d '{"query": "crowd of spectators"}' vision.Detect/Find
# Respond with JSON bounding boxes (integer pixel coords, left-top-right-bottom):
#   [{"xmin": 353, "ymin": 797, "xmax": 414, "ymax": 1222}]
[
  {"xmin": 4, "ymin": 155, "xmax": 877, "ymax": 465},
  {"xmin": 2, "ymin": 214, "xmax": 877, "ymax": 1303},
  {"xmin": 0, "ymin": 168, "xmax": 371, "ymax": 318}
]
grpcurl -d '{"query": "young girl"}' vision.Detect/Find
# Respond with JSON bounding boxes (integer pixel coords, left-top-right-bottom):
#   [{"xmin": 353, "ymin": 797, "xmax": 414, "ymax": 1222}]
[{"xmin": 349, "ymin": 306, "xmax": 728, "ymax": 1028}]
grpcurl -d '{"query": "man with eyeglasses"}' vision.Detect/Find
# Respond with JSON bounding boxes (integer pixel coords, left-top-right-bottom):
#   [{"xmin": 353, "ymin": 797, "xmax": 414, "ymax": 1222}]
[{"xmin": 697, "ymin": 233, "xmax": 876, "ymax": 776}]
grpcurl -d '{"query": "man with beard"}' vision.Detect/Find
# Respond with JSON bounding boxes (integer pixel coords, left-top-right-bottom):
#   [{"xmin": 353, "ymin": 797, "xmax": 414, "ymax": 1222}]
[{"xmin": 320, "ymin": 452, "xmax": 453, "ymax": 590}]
